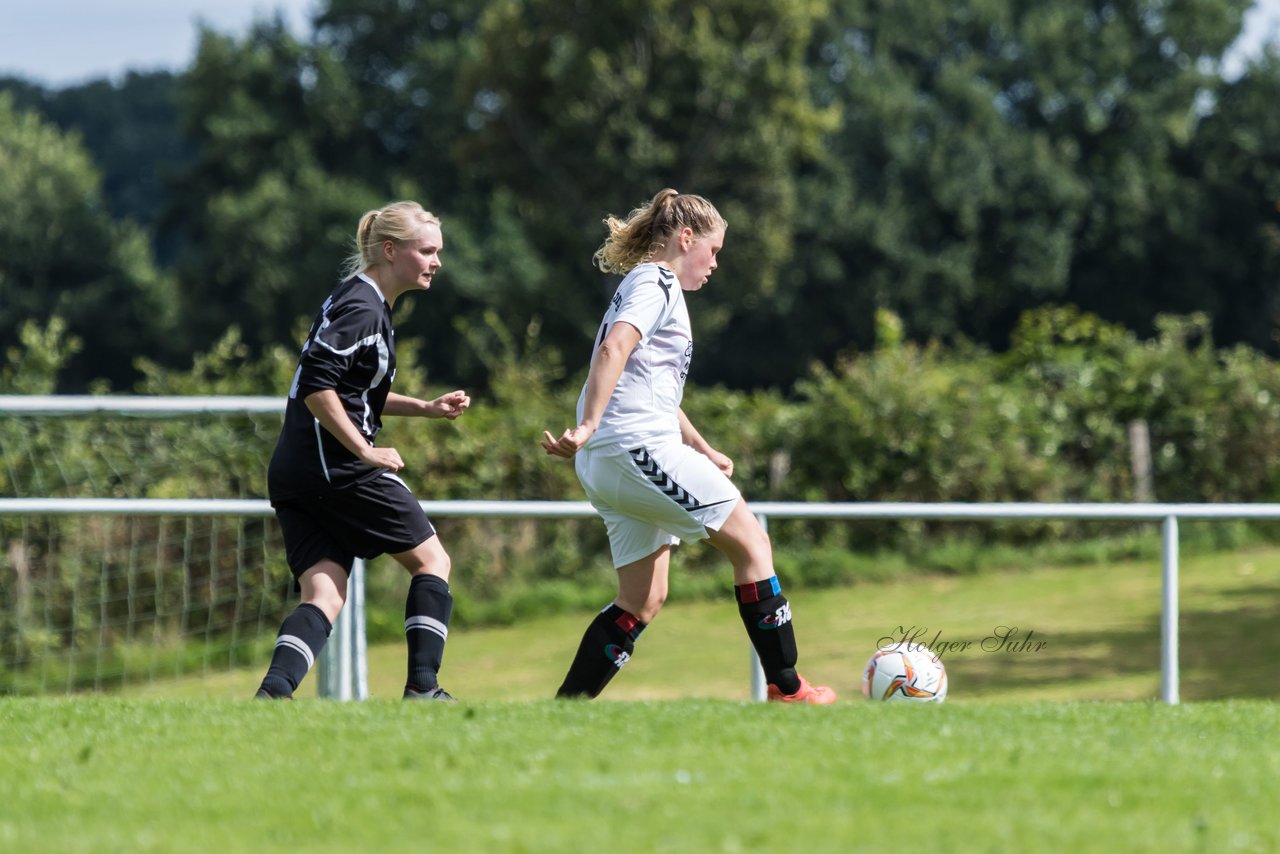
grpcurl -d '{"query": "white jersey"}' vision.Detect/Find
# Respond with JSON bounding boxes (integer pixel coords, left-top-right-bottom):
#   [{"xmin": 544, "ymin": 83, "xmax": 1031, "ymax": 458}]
[{"xmin": 578, "ymin": 262, "xmax": 692, "ymax": 449}]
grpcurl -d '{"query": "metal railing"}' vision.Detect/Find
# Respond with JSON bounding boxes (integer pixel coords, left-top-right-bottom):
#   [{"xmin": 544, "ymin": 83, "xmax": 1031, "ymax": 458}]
[
  {"xmin": 5, "ymin": 496, "xmax": 1279, "ymax": 703},
  {"xmin": 7, "ymin": 396, "xmax": 1279, "ymax": 702}
]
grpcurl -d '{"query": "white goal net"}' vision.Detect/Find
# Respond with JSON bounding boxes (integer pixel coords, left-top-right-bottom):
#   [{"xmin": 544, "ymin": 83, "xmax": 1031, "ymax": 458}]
[{"xmin": 0, "ymin": 396, "xmax": 294, "ymax": 695}]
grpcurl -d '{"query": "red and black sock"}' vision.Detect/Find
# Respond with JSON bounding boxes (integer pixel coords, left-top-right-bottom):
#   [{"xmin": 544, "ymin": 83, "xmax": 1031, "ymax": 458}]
[
  {"xmin": 556, "ymin": 604, "xmax": 647, "ymax": 699},
  {"xmin": 405, "ymin": 573, "xmax": 453, "ymax": 692},
  {"xmin": 735, "ymin": 577, "xmax": 801, "ymax": 695},
  {"xmin": 256, "ymin": 603, "xmax": 332, "ymax": 698}
]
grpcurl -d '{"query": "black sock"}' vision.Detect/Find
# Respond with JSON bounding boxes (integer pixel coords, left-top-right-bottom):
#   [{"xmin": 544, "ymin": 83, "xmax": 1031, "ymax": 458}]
[
  {"xmin": 556, "ymin": 604, "xmax": 646, "ymax": 699},
  {"xmin": 405, "ymin": 574, "xmax": 453, "ymax": 692},
  {"xmin": 257, "ymin": 603, "xmax": 332, "ymax": 698},
  {"xmin": 735, "ymin": 577, "xmax": 801, "ymax": 695}
]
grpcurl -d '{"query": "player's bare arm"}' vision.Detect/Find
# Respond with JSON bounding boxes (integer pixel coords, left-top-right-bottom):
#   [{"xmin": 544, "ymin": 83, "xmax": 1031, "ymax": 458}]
[
  {"xmin": 384, "ymin": 390, "xmax": 471, "ymax": 420},
  {"xmin": 678, "ymin": 408, "xmax": 733, "ymax": 477},
  {"xmin": 540, "ymin": 321, "xmax": 642, "ymax": 458},
  {"xmin": 305, "ymin": 388, "xmax": 405, "ymax": 472}
]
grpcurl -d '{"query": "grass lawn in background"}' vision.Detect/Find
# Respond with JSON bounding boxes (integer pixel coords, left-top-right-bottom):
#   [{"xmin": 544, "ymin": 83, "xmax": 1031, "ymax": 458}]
[{"xmin": 126, "ymin": 545, "xmax": 1280, "ymax": 704}]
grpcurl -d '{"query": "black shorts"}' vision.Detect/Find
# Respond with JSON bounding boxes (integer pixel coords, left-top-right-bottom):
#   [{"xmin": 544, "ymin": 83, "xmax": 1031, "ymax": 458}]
[{"xmin": 272, "ymin": 473, "xmax": 436, "ymax": 587}]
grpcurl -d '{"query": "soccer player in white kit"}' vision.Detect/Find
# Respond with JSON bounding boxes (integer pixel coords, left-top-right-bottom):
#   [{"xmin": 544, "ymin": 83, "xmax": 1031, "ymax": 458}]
[{"xmin": 541, "ymin": 189, "xmax": 836, "ymax": 703}]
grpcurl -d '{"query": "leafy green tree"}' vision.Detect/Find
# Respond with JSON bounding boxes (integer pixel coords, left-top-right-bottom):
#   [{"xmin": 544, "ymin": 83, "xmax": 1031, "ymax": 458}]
[
  {"xmin": 0, "ymin": 71, "xmax": 189, "ymax": 254},
  {"xmin": 170, "ymin": 12, "xmax": 507, "ymax": 387},
  {"xmin": 170, "ymin": 19, "xmax": 387, "ymax": 356},
  {"xmin": 457, "ymin": 0, "xmax": 837, "ymax": 386},
  {"xmin": 1002, "ymin": 0, "xmax": 1251, "ymax": 337},
  {"xmin": 310, "ymin": 0, "xmax": 548, "ymax": 384},
  {"xmin": 311, "ymin": 0, "xmax": 482, "ymax": 193},
  {"xmin": 1179, "ymin": 51, "xmax": 1280, "ymax": 352},
  {"xmin": 769, "ymin": 0, "xmax": 1089, "ymax": 384},
  {"xmin": 15, "ymin": 0, "xmax": 1271, "ymax": 392},
  {"xmin": 779, "ymin": 0, "xmax": 1252, "ymax": 382},
  {"xmin": 0, "ymin": 317, "xmax": 81, "ymax": 395},
  {"xmin": 0, "ymin": 94, "xmax": 175, "ymax": 390}
]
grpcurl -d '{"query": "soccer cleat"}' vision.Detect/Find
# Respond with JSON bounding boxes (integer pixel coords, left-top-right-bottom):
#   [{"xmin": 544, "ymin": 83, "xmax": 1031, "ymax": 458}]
[
  {"xmin": 403, "ymin": 685, "xmax": 457, "ymax": 702},
  {"xmin": 253, "ymin": 687, "xmax": 292, "ymax": 700},
  {"xmin": 766, "ymin": 675, "xmax": 836, "ymax": 704}
]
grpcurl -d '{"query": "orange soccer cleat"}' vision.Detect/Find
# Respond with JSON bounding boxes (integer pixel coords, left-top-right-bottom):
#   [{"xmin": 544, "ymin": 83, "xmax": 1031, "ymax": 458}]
[{"xmin": 767, "ymin": 675, "xmax": 837, "ymax": 704}]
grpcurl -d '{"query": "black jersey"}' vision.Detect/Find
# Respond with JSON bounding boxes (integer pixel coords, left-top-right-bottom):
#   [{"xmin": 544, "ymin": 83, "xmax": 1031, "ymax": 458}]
[{"xmin": 268, "ymin": 274, "xmax": 397, "ymax": 499}]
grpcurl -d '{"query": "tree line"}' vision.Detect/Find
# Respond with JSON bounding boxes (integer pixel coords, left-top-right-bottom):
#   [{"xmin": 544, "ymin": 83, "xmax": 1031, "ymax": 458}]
[{"xmin": 1, "ymin": 0, "xmax": 1278, "ymax": 393}]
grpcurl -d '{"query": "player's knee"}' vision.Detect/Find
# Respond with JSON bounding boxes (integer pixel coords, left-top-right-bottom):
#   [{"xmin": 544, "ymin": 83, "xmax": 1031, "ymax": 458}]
[
  {"xmin": 304, "ymin": 589, "xmax": 346, "ymax": 623},
  {"xmin": 397, "ymin": 541, "xmax": 451, "ymax": 580},
  {"xmin": 756, "ymin": 532, "xmax": 775, "ymax": 566},
  {"xmin": 734, "ymin": 525, "xmax": 773, "ymax": 571},
  {"xmin": 632, "ymin": 590, "xmax": 666, "ymax": 624},
  {"xmin": 434, "ymin": 549, "xmax": 452, "ymax": 579},
  {"xmin": 414, "ymin": 551, "xmax": 451, "ymax": 582}
]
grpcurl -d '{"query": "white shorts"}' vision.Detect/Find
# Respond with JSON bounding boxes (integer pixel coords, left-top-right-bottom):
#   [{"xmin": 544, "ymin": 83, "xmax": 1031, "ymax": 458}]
[{"xmin": 575, "ymin": 439, "xmax": 741, "ymax": 568}]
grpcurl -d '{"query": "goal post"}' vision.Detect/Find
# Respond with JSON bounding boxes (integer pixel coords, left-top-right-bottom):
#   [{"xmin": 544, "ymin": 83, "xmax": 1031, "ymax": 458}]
[
  {"xmin": 0, "ymin": 395, "xmax": 602, "ymax": 702},
  {"xmin": 0, "ymin": 395, "xmax": 371, "ymax": 698}
]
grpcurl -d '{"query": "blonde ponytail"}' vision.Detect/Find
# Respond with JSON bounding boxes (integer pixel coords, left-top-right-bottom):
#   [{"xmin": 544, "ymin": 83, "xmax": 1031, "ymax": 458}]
[
  {"xmin": 341, "ymin": 201, "xmax": 441, "ymax": 279},
  {"xmin": 592, "ymin": 189, "xmax": 725, "ymax": 274}
]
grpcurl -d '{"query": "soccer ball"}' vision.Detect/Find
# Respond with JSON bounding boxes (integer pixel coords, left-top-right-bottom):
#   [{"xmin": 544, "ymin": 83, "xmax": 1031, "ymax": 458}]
[{"xmin": 861, "ymin": 642, "xmax": 948, "ymax": 703}]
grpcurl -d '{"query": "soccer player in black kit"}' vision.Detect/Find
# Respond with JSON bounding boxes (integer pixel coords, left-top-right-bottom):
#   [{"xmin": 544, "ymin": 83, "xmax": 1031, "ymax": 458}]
[{"xmin": 255, "ymin": 201, "xmax": 470, "ymax": 701}]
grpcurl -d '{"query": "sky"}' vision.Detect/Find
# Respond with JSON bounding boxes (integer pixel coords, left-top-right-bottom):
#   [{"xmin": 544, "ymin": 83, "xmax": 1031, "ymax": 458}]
[
  {"xmin": 0, "ymin": 0, "xmax": 1278, "ymax": 87},
  {"xmin": 0, "ymin": 0, "xmax": 319, "ymax": 87}
]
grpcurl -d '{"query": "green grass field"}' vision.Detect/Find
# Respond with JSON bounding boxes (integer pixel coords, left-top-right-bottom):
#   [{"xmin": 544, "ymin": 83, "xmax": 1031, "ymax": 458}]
[
  {"xmin": 4, "ymin": 546, "xmax": 1279, "ymax": 852},
  {"xmin": 2, "ymin": 699, "xmax": 1276, "ymax": 852}
]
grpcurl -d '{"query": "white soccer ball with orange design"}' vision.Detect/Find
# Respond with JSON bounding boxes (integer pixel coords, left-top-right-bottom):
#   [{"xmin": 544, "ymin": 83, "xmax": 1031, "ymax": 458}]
[{"xmin": 861, "ymin": 642, "xmax": 948, "ymax": 703}]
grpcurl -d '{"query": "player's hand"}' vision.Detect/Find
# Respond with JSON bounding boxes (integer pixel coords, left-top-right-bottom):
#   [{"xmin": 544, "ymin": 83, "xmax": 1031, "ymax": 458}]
[
  {"xmin": 704, "ymin": 447, "xmax": 734, "ymax": 478},
  {"xmin": 540, "ymin": 425, "xmax": 594, "ymax": 459},
  {"xmin": 431, "ymin": 390, "xmax": 471, "ymax": 420},
  {"xmin": 361, "ymin": 446, "xmax": 405, "ymax": 472}
]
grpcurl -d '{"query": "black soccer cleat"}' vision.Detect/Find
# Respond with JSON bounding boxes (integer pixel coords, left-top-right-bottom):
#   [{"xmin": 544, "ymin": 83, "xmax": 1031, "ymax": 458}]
[
  {"xmin": 403, "ymin": 685, "xmax": 457, "ymax": 702},
  {"xmin": 254, "ymin": 687, "xmax": 292, "ymax": 700}
]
